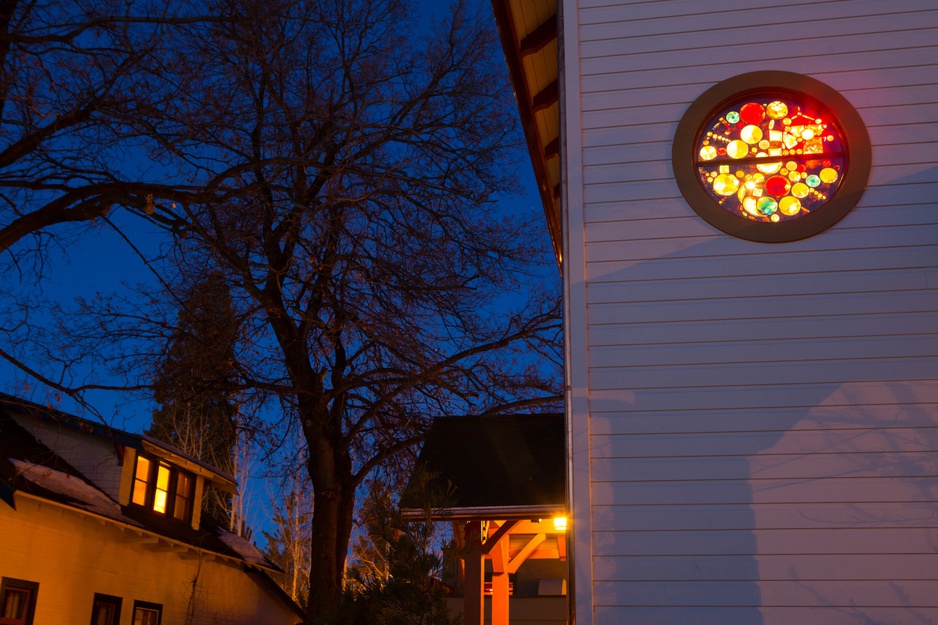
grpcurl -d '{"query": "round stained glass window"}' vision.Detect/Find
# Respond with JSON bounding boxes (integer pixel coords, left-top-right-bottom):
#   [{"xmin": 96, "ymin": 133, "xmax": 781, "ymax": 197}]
[{"xmin": 673, "ymin": 72, "xmax": 871, "ymax": 242}]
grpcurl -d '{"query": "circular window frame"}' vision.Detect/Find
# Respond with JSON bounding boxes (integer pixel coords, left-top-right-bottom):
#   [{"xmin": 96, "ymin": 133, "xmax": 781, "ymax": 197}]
[{"xmin": 672, "ymin": 71, "xmax": 871, "ymax": 243}]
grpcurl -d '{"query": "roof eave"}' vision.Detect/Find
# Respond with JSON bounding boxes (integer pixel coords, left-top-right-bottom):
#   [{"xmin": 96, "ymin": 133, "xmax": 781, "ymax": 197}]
[
  {"xmin": 490, "ymin": 0, "xmax": 563, "ymax": 267},
  {"xmin": 400, "ymin": 503, "xmax": 565, "ymax": 521}
]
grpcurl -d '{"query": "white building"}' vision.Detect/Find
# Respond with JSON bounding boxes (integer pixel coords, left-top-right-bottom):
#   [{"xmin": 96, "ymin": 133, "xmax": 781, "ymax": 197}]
[{"xmin": 491, "ymin": 1, "xmax": 938, "ymax": 623}]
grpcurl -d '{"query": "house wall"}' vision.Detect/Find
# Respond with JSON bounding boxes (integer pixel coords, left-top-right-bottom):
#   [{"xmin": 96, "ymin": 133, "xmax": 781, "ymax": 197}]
[
  {"xmin": 0, "ymin": 495, "xmax": 299, "ymax": 625},
  {"xmin": 560, "ymin": 1, "xmax": 938, "ymax": 623}
]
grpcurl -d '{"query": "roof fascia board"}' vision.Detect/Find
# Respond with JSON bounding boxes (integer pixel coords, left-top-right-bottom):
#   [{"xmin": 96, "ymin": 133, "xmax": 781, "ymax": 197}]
[{"xmin": 400, "ymin": 504, "xmax": 564, "ymax": 521}]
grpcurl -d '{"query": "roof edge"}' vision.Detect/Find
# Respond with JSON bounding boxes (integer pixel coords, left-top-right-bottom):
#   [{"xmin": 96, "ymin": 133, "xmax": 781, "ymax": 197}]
[{"xmin": 400, "ymin": 504, "xmax": 565, "ymax": 521}]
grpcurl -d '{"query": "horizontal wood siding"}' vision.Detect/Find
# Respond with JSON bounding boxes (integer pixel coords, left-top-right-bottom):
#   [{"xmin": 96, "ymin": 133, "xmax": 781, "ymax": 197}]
[
  {"xmin": 1, "ymin": 496, "xmax": 299, "ymax": 625},
  {"xmin": 573, "ymin": 0, "xmax": 938, "ymax": 622}
]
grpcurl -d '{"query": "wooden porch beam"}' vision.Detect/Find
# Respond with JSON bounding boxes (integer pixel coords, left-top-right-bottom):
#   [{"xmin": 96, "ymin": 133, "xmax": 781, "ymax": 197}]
[
  {"xmin": 532, "ymin": 80, "xmax": 558, "ymax": 113},
  {"xmin": 462, "ymin": 521, "xmax": 486, "ymax": 625},
  {"xmin": 508, "ymin": 533, "xmax": 546, "ymax": 574},
  {"xmin": 519, "ymin": 17, "xmax": 557, "ymax": 57},
  {"xmin": 490, "ymin": 535, "xmax": 510, "ymax": 625},
  {"xmin": 482, "ymin": 520, "xmax": 518, "ymax": 556}
]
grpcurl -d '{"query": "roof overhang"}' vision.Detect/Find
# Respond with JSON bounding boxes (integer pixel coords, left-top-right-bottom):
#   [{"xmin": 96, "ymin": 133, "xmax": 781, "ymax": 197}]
[
  {"xmin": 141, "ymin": 438, "xmax": 237, "ymax": 493},
  {"xmin": 491, "ymin": 0, "xmax": 562, "ymax": 266},
  {"xmin": 400, "ymin": 503, "xmax": 564, "ymax": 521}
]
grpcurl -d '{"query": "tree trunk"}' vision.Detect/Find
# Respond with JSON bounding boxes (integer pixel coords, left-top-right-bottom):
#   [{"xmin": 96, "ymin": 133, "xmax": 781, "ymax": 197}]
[{"xmin": 305, "ymin": 427, "xmax": 356, "ymax": 623}]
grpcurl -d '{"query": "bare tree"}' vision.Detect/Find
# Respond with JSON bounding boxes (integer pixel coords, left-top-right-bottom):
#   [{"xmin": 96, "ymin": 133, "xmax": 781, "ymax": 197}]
[
  {"xmin": 5, "ymin": 0, "xmax": 562, "ymax": 621},
  {"xmin": 0, "ymin": 0, "xmax": 231, "ymax": 405},
  {"xmin": 132, "ymin": 0, "xmax": 561, "ymax": 619},
  {"xmin": 264, "ymin": 471, "xmax": 314, "ymax": 607}
]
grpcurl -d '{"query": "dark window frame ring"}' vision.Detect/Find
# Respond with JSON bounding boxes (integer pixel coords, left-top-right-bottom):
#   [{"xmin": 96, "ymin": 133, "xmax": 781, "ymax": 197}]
[{"xmin": 672, "ymin": 71, "xmax": 871, "ymax": 243}]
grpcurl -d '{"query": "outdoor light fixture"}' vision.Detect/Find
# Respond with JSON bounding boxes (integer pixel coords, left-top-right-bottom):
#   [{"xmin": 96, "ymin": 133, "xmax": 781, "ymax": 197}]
[{"xmin": 673, "ymin": 71, "xmax": 871, "ymax": 242}]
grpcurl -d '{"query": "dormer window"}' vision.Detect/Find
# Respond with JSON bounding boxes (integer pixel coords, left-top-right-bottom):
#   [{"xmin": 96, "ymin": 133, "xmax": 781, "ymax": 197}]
[{"xmin": 130, "ymin": 454, "xmax": 194, "ymax": 522}]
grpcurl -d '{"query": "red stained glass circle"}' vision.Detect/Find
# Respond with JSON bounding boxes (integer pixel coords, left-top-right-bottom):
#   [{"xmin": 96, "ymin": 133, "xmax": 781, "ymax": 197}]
[
  {"xmin": 765, "ymin": 176, "xmax": 791, "ymax": 197},
  {"xmin": 740, "ymin": 102, "xmax": 765, "ymax": 125},
  {"xmin": 692, "ymin": 95, "xmax": 847, "ymax": 224}
]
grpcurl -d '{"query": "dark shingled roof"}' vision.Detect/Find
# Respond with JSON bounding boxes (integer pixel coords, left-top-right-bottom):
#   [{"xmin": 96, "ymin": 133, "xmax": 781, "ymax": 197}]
[{"xmin": 401, "ymin": 413, "xmax": 565, "ymax": 514}]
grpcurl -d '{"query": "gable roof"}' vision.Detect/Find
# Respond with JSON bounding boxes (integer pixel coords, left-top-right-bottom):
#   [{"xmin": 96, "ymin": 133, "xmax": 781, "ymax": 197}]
[
  {"xmin": 0, "ymin": 391, "xmax": 236, "ymax": 491},
  {"xmin": 400, "ymin": 413, "xmax": 565, "ymax": 519},
  {"xmin": 0, "ymin": 400, "xmax": 277, "ymax": 575}
]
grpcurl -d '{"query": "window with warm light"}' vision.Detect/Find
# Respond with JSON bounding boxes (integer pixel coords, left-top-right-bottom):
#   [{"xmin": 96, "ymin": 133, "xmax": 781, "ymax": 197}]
[
  {"xmin": 130, "ymin": 453, "xmax": 195, "ymax": 522},
  {"xmin": 673, "ymin": 71, "xmax": 870, "ymax": 242}
]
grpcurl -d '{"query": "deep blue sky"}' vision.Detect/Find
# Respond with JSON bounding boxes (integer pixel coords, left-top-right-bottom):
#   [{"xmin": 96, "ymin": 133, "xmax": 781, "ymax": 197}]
[
  {"xmin": 3, "ymin": 0, "xmax": 548, "ymax": 425},
  {"xmin": 0, "ymin": 0, "xmax": 551, "ymax": 536}
]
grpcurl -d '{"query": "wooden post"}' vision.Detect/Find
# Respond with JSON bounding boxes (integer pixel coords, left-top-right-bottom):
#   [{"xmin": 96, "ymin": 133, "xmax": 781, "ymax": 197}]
[
  {"xmin": 490, "ymin": 527, "xmax": 510, "ymax": 625},
  {"xmin": 463, "ymin": 521, "xmax": 486, "ymax": 625}
]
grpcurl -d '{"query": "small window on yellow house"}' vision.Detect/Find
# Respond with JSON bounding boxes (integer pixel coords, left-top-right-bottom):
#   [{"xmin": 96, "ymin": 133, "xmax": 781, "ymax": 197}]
[
  {"xmin": 131, "ymin": 601, "xmax": 161, "ymax": 625},
  {"xmin": 131, "ymin": 456, "xmax": 150, "ymax": 506},
  {"xmin": 173, "ymin": 473, "xmax": 194, "ymax": 522},
  {"xmin": 130, "ymin": 454, "xmax": 195, "ymax": 522},
  {"xmin": 90, "ymin": 594, "xmax": 122, "ymax": 625},
  {"xmin": 0, "ymin": 578, "xmax": 38, "ymax": 625},
  {"xmin": 153, "ymin": 462, "xmax": 171, "ymax": 514}
]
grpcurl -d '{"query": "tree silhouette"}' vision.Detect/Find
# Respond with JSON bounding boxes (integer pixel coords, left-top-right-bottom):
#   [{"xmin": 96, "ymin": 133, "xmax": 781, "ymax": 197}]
[
  {"xmin": 147, "ymin": 270, "xmax": 242, "ymax": 524},
  {"xmin": 2, "ymin": 1, "xmax": 562, "ymax": 621}
]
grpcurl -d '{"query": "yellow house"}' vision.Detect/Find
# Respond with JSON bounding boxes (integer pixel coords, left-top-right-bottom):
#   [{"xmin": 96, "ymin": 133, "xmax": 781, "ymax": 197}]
[{"xmin": 0, "ymin": 392, "xmax": 303, "ymax": 625}]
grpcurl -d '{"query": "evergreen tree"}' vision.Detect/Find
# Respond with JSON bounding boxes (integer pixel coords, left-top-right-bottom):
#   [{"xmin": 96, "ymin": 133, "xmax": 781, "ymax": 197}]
[
  {"xmin": 147, "ymin": 270, "xmax": 242, "ymax": 523},
  {"xmin": 342, "ymin": 476, "xmax": 458, "ymax": 625}
]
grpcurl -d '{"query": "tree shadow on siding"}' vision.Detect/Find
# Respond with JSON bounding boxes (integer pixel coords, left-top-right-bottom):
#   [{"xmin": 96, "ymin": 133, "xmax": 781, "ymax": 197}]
[{"xmin": 581, "ymin": 217, "xmax": 938, "ymax": 624}]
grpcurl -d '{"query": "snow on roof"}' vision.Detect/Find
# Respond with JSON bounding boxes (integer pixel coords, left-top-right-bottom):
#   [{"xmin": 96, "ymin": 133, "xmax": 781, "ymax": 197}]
[
  {"xmin": 217, "ymin": 528, "xmax": 271, "ymax": 568},
  {"xmin": 9, "ymin": 458, "xmax": 142, "ymax": 528}
]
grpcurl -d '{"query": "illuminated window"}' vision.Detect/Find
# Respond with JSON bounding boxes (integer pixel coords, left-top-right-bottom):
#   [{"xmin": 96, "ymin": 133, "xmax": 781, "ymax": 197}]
[
  {"xmin": 0, "ymin": 578, "xmax": 38, "ymax": 625},
  {"xmin": 130, "ymin": 454, "xmax": 194, "ymax": 522},
  {"xmin": 131, "ymin": 601, "xmax": 161, "ymax": 625},
  {"xmin": 153, "ymin": 462, "xmax": 171, "ymax": 514},
  {"xmin": 673, "ymin": 71, "xmax": 870, "ymax": 242},
  {"xmin": 131, "ymin": 456, "xmax": 151, "ymax": 506}
]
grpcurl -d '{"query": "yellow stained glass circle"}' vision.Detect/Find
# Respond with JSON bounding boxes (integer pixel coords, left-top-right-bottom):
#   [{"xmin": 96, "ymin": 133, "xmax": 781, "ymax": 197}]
[
  {"xmin": 726, "ymin": 140, "xmax": 749, "ymax": 159},
  {"xmin": 819, "ymin": 167, "xmax": 839, "ymax": 183},
  {"xmin": 779, "ymin": 196, "xmax": 802, "ymax": 216},
  {"xmin": 699, "ymin": 145, "xmax": 718, "ymax": 161},
  {"xmin": 766, "ymin": 100, "xmax": 789, "ymax": 119},
  {"xmin": 713, "ymin": 174, "xmax": 740, "ymax": 196},
  {"xmin": 756, "ymin": 154, "xmax": 782, "ymax": 174},
  {"xmin": 740, "ymin": 125, "xmax": 763, "ymax": 144}
]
